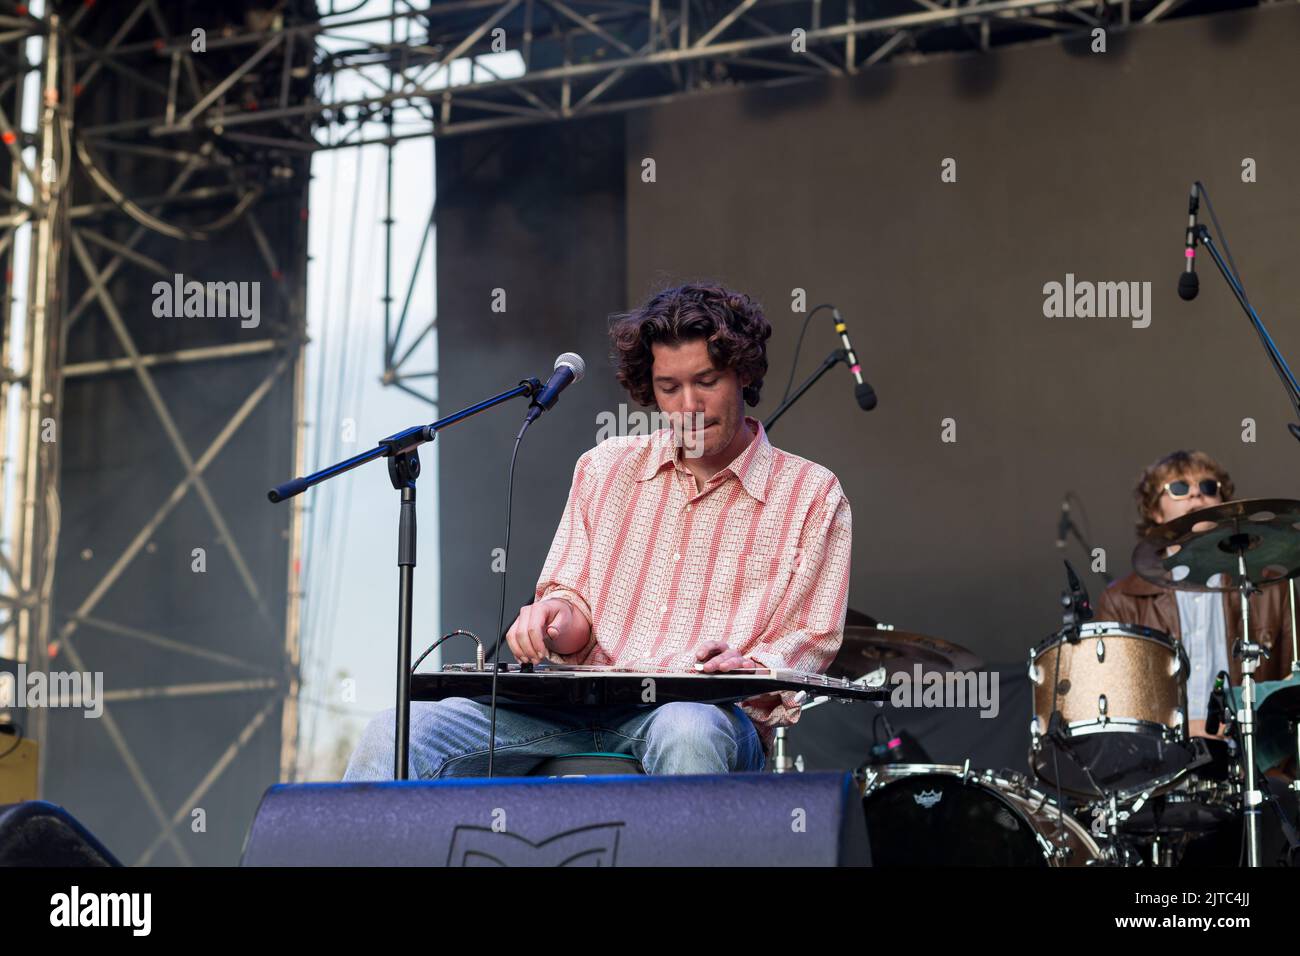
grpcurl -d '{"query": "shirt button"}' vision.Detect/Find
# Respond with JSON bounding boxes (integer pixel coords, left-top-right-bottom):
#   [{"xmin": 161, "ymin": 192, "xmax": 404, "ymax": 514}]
[
  {"xmin": 660, "ymin": 605, "xmax": 668, "ymax": 614},
  {"xmin": 673, "ymin": 553, "xmax": 681, "ymax": 562},
  {"xmin": 685, "ymin": 505, "xmax": 692, "ymax": 512}
]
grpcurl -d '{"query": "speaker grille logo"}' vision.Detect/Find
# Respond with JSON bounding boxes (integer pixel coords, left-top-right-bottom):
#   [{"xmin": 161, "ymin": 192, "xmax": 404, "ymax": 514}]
[{"xmin": 446, "ymin": 823, "xmax": 624, "ymax": 866}]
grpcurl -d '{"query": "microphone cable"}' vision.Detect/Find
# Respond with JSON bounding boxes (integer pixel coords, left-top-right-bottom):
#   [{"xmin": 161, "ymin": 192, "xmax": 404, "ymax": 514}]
[
  {"xmin": 484, "ymin": 418, "xmax": 532, "ymax": 777},
  {"xmin": 780, "ymin": 303, "xmax": 837, "ymax": 405}
]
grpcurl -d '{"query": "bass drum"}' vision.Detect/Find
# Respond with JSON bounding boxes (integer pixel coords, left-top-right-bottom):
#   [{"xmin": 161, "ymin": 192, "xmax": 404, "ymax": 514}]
[{"xmin": 861, "ymin": 764, "xmax": 1105, "ymax": 867}]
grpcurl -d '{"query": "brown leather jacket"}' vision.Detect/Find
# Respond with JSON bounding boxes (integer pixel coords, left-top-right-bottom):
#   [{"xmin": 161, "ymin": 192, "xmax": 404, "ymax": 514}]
[{"xmin": 1094, "ymin": 572, "xmax": 1296, "ymax": 684}]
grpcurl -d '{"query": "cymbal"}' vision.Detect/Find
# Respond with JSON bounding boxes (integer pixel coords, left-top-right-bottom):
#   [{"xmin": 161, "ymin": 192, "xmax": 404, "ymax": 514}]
[
  {"xmin": 827, "ymin": 624, "xmax": 984, "ymax": 681},
  {"xmin": 1133, "ymin": 498, "xmax": 1300, "ymax": 592},
  {"xmin": 845, "ymin": 606, "xmax": 879, "ymax": 628}
]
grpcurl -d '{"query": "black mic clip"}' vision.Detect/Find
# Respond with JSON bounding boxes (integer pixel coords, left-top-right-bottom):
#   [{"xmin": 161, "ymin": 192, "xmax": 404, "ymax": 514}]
[
  {"xmin": 1205, "ymin": 670, "xmax": 1233, "ymax": 736},
  {"xmin": 1179, "ymin": 184, "xmax": 1203, "ymax": 302},
  {"xmin": 1055, "ymin": 497, "xmax": 1072, "ymax": 550},
  {"xmin": 1046, "ymin": 709, "xmax": 1070, "ymax": 745},
  {"xmin": 1060, "ymin": 560, "xmax": 1094, "ymax": 640}
]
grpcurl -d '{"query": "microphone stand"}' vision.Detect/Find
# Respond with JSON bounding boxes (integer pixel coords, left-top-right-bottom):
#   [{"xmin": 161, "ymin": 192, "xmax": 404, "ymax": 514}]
[
  {"xmin": 268, "ymin": 377, "xmax": 543, "ymax": 780},
  {"xmin": 1058, "ymin": 508, "xmax": 1114, "ymax": 585},
  {"xmin": 1191, "ymin": 221, "xmax": 1300, "ymax": 443},
  {"xmin": 764, "ymin": 347, "xmax": 849, "ymax": 765},
  {"xmin": 764, "ymin": 348, "xmax": 848, "ymax": 432}
]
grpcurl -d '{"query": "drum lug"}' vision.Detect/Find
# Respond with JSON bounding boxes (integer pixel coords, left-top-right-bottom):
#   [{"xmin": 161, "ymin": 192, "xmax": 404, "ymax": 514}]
[
  {"xmin": 1095, "ymin": 638, "xmax": 1105, "ymax": 662},
  {"xmin": 1098, "ymin": 694, "xmax": 1108, "ymax": 720},
  {"xmin": 1035, "ymin": 832, "xmax": 1072, "ymax": 863},
  {"xmin": 1027, "ymin": 649, "xmax": 1041, "ymax": 685}
]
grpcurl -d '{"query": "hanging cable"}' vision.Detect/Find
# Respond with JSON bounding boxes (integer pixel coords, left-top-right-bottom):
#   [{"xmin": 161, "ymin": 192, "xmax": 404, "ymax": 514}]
[{"xmin": 74, "ymin": 135, "xmax": 261, "ymax": 241}]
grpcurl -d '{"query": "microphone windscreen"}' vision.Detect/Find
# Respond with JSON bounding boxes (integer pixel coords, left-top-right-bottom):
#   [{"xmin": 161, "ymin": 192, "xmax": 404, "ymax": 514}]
[
  {"xmin": 1178, "ymin": 271, "xmax": 1199, "ymax": 301},
  {"xmin": 555, "ymin": 352, "xmax": 586, "ymax": 382},
  {"xmin": 855, "ymin": 382, "xmax": 877, "ymax": 411}
]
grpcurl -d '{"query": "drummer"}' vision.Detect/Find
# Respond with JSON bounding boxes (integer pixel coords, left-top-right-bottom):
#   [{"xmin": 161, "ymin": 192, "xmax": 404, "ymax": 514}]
[{"xmin": 1094, "ymin": 450, "xmax": 1295, "ymax": 744}]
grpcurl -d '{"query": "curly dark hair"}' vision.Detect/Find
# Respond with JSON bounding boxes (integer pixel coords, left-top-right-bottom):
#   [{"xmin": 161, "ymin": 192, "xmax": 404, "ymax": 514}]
[
  {"xmin": 1133, "ymin": 449, "xmax": 1235, "ymax": 537},
  {"xmin": 608, "ymin": 283, "xmax": 771, "ymax": 409}
]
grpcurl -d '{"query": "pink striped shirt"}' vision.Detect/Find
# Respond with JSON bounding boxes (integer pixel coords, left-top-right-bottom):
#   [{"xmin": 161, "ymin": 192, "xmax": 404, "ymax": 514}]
[{"xmin": 533, "ymin": 416, "xmax": 852, "ymax": 749}]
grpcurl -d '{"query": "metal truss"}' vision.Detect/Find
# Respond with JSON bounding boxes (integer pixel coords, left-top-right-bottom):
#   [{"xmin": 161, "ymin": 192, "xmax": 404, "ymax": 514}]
[
  {"xmin": 68, "ymin": 0, "xmax": 1255, "ymax": 146},
  {"xmin": 61, "ymin": 0, "xmax": 1270, "ymax": 408},
  {"xmin": 0, "ymin": 3, "xmax": 310, "ymax": 864},
  {"xmin": 53, "ymin": 0, "xmax": 1267, "ymax": 431},
  {"xmin": 0, "ymin": 11, "xmax": 61, "ymax": 714}
]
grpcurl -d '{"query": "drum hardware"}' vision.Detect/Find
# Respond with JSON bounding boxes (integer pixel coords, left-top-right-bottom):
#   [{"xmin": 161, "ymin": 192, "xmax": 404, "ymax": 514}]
[
  {"xmin": 1290, "ymin": 571, "xmax": 1300, "ymax": 797},
  {"xmin": 771, "ymin": 693, "xmax": 832, "ymax": 774},
  {"xmin": 1035, "ymin": 831, "xmax": 1065, "ymax": 863},
  {"xmin": 1291, "ymin": 578, "xmax": 1299, "ymax": 801},
  {"xmin": 1133, "ymin": 499, "xmax": 1300, "ymax": 866},
  {"xmin": 771, "ymin": 727, "xmax": 794, "ymax": 774}
]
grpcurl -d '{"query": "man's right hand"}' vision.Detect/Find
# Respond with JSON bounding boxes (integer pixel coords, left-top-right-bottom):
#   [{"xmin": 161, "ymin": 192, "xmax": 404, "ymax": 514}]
[{"xmin": 505, "ymin": 598, "xmax": 587, "ymax": 664}]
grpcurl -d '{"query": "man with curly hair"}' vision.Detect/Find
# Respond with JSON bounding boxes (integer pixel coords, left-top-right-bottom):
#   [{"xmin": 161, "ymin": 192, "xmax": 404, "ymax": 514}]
[
  {"xmin": 1094, "ymin": 449, "xmax": 1295, "ymax": 742},
  {"xmin": 345, "ymin": 282, "xmax": 851, "ymax": 779}
]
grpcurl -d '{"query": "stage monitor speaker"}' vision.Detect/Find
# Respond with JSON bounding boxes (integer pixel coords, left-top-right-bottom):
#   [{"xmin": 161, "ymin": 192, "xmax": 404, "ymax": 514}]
[
  {"xmin": 242, "ymin": 771, "xmax": 869, "ymax": 866},
  {"xmin": 0, "ymin": 801, "xmax": 121, "ymax": 867}
]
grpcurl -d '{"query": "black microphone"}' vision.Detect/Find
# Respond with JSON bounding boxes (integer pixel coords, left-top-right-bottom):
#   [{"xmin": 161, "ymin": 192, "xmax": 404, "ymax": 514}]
[
  {"xmin": 524, "ymin": 352, "xmax": 586, "ymax": 426},
  {"xmin": 1063, "ymin": 559, "xmax": 1094, "ymax": 625},
  {"xmin": 1179, "ymin": 183, "xmax": 1200, "ymax": 302},
  {"xmin": 832, "ymin": 308, "xmax": 877, "ymax": 411},
  {"xmin": 1055, "ymin": 497, "xmax": 1071, "ymax": 549}
]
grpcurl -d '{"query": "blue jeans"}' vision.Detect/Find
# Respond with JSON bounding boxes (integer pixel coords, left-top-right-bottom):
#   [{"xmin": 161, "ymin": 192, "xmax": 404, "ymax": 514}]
[{"xmin": 343, "ymin": 698, "xmax": 766, "ymax": 780}]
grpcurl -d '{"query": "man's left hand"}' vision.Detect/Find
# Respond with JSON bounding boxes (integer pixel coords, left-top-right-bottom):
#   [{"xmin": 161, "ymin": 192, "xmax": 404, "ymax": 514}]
[{"xmin": 694, "ymin": 641, "xmax": 760, "ymax": 673}]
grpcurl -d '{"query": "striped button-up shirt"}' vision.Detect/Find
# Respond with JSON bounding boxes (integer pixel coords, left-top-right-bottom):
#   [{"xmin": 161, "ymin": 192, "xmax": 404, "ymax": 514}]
[{"xmin": 533, "ymin": 416, "xmax": 852, "ymax": 747}]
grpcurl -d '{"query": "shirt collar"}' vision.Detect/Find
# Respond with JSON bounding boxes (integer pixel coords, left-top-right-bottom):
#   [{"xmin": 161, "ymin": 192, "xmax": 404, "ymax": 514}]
[{"xmin": 637, "ymin": 416, "xmax": 772, "ymax": 503}]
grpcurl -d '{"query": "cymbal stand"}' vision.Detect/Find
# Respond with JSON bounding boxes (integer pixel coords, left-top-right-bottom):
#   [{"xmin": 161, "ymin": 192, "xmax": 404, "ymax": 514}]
[
  {"xmin": 1229, "ymin": 547, "xmax": 1267, "ymax": 866},
  {"xmin": 1291, "ymin": 578, "xmax": 1299, "ymax": 802}
]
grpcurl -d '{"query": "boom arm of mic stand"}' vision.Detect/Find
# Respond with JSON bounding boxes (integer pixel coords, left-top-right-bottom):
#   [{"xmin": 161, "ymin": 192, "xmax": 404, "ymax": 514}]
[
  {"xmin": 267, "ymin": 378, "xmax": 543, "ymax": 502},
  {"xmin": 764, "ymin": 349, "xmax": 847, "ymax": 432},
  {"xmin": 1193, "ymin": 224, "xmax": 1300, "ymax": 442}
]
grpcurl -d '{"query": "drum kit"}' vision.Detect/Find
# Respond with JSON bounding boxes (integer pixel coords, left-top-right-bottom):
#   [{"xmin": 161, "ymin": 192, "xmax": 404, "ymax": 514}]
[{"xmin": 786, "ymin": 498, "xmax": 1300, "ymax": 866}]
